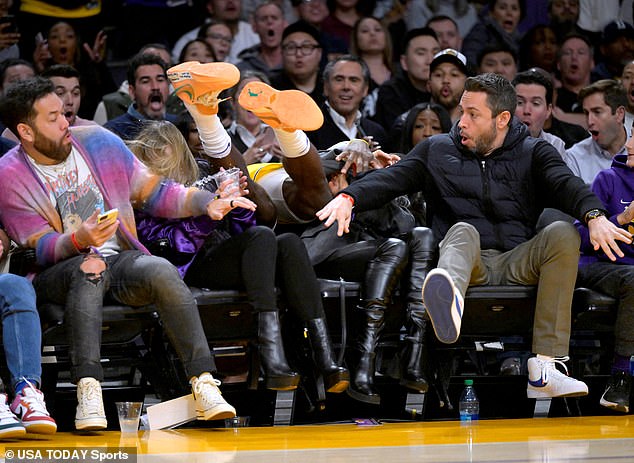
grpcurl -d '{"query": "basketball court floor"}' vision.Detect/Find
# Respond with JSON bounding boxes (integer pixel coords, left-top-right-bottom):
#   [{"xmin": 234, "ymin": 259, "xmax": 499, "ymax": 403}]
[{"xmin": 2, "ymin": 416, "xmax": 634, "ymax": 463}]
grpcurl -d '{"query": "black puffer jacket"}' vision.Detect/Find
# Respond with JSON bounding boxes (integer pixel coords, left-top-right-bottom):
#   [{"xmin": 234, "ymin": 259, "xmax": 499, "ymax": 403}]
[{"xmin": 342, "ymin": 117, "xmax": 603, "ymax": 252}]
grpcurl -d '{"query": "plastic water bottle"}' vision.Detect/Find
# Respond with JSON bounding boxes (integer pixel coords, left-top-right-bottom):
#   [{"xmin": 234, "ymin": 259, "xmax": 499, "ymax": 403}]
[{"xmin": 459, "ymin": 379, "xmax": 480, "ymax": 423}]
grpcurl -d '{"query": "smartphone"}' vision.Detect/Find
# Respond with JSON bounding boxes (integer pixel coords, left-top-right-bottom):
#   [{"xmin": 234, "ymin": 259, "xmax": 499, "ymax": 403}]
[
  {"xmin": 97, "ymin": 208, "xmax": 119, "ymax": 224},
  {"xmin": 0, "ymin": 15, "xmax": 18, "ymax": 34}
]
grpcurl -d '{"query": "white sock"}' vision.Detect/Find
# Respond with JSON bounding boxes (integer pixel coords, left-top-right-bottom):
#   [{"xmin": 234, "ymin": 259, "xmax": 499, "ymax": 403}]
[
  {"xmin": 273, "ymin": 128, "xmax": 311, "ymax": 158},
  {"xmin": 185, "ymin": 102, "xmax": 231, "ymax": 159}
]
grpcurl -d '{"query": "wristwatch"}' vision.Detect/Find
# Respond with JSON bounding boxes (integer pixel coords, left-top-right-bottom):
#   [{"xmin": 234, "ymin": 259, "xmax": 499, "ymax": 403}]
[{"xmin": 584, "ymin": 208, "xmax": 606, "ymax": 223}]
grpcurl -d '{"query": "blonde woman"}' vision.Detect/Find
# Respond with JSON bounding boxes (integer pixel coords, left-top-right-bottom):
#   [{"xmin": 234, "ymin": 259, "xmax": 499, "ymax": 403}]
[{"xmin": 129, "ymin": 120, "xmax": 349, "ymax": 393}]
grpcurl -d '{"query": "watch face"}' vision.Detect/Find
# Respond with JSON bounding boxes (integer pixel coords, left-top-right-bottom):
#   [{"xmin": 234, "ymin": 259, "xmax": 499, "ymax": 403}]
[{"xmin": 587, "ymin": 210, "xmax": 604, "ymax": 221}]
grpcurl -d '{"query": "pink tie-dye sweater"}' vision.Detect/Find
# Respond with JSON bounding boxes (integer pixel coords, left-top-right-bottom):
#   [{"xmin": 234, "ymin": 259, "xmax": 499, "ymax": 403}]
[{"xmin": 0, "ymin": 125, "xmax": 214, "ymax": 268}]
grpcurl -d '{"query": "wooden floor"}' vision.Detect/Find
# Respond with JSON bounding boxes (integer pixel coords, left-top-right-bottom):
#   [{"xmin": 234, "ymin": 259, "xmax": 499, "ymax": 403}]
[{"xmin": 2, "ymin": 416, "xmax": 634, "ymax": 462}]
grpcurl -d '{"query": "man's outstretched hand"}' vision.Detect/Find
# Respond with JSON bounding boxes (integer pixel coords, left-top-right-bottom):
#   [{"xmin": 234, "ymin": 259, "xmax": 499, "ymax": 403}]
[
  {"xmin": 315, "ymin": 194, "xmax": 354, "ymax": 236},
  {"xmin": 588, "ymin": 215, "xmax": 632, "ymax": 261}
]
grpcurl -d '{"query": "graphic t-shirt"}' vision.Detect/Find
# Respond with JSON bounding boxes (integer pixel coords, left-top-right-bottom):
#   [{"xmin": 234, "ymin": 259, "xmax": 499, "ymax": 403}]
[{"xmin": 28, "ymin": 147, "xmax": 120, "ymax": 256}]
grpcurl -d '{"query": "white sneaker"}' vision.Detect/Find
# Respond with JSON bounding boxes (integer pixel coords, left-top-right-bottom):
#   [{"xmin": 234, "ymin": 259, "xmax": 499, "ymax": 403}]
[
  {"xmin": 527, "ymin": 355, "xmax": 589, "ymax": 398},
  {"xmin": 191, "ymin": 373, "xmax": 236, "ymax": 421},
  {"xmin": 422, "ymin": 268, "xmax": 463, "ymax": 344},
  {"xmin": 75, "ymin": 377, "xmax": 107, "ymax": 431},
  {"xmin": 0, "ymin": 393, "xmax": 25, "ymax": 438}
]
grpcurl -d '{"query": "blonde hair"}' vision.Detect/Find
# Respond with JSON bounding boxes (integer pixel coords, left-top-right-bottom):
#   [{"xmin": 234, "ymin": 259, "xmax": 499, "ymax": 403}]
[{"xmin": 127, "ymin": 120, "xmax": 200, "ymax": 186}]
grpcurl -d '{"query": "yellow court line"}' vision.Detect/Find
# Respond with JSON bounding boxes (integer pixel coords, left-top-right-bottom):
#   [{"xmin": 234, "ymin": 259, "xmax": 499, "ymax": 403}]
[{"xmin": 1, "ymin": 417, "xmax": 633, "ymax": 456}]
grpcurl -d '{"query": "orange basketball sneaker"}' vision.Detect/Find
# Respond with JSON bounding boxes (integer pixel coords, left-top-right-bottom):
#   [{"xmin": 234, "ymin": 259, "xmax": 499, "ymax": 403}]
[
  {"xmin": 167, "ymin": 61, "xmax": 240, "ymax": 115},
  {"xmin": 238, "ymin": 81, "xmax": 323, "ymax": 131}
]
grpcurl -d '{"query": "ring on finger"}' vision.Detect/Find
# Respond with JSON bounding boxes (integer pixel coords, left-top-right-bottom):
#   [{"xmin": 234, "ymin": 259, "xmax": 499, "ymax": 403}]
[
  {"xmin": 230, "ymin": 200, "xmax": 234, "ymax": 208},
  {"xmin": 258, "ymin": 147, "xmax": 264, "ymax": 153}
]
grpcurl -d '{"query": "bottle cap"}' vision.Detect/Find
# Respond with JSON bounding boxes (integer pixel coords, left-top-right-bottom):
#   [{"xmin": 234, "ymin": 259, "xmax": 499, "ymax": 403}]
[{"xmin": 464, "ymin": 379, "xmax": 473, "ymax": 386}]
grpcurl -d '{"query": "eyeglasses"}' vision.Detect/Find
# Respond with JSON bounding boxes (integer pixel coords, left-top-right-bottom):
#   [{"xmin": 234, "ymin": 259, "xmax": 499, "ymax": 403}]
[
  {"xmin": 282, "ymin": 43, "xmax": 321, "ymax": 56},
  {"xmin": 205, "ymin": 33, "xmax": 232, "ymax": 45}
]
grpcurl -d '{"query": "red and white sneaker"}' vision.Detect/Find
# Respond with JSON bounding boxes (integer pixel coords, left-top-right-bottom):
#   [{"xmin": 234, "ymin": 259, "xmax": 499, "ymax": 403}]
[{"xmin": 10, "ymin": 380, "xmax": 56, "ymax": 434}]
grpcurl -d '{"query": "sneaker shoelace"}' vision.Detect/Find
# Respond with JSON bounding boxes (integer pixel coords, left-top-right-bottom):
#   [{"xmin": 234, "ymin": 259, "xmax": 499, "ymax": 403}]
[
  {"xmin": 197, "ymin": 93, "xmax": 230, "ymax": 108},
  {"xmin": 79, "ymin": 381, "xmax": 104, "ymax": 415},
  {"xmin": 541, "ymin": 356, "xmax": 571, "ymax": 383},
  {"xmin": 612, "ymin": 372, "xmax": 628, "ymax": 389},
  {"xmin": 193, "ymin": 376, "xmax": 223, "ymax": 406},
  {"xmin": 19, "ymin": 378, "xmax": 50, "ymax": 416}
]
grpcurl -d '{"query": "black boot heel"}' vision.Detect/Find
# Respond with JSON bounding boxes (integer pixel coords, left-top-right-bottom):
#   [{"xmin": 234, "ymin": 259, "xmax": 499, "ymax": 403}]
[
  {"xmin": 306, "ymin": 318, "xmax": 349, "ymax": 393},
  {"xmin": 258, "ymin": 311, "xmax": 300, "ymax": 391}
]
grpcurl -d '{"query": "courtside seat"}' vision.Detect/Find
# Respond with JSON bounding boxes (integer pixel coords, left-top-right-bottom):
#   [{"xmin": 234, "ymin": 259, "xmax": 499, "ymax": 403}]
[
  {"xmin": 317, "ymin": 278, "xmax": 361, "ymax": 356},
  {"xmin": 39, "ymin": 302, "xmax": 159, "ymax": 347},
  {"xmin": 429, "ymin": 285, "xmax": 538, "ymax": 389},
  {"xmin": 462, "ymin": 285, "xmax": 537, "ymax": 336},
  {"xmin": 318, "ymin": 278, "xmax": 361, "ymax": 299},
  {"xmin": 37, "ymin": 302, "xmax": 163, "ymax": 392},
  {"xmin": 571, "ymin": 287, "xmax": 617, "ymax": 331},
  {"xmin": 570, "ymin": 287, "xmax": 617, "ymax": 378},
  {"xmin": 191, "ymin": 286, "xmax": 298, "ymax": 425},
  {"xmin": 190, "ymin": 286, "xmax": 259, "ymax": 388},
  {"xmin": 36, "ymin": 301, "xmax": 170, "ymax": 429},
  {"xmin": 9, "ymin": 247, "xmax": 164, "ymax": 389},
  {"xmin": 190, "ymin": 287, "xmax": 257, "ymax": 341}
]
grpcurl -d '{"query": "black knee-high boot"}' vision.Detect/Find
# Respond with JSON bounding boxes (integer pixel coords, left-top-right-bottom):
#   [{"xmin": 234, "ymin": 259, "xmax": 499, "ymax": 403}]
[
  {"xmin": 401, "ymin": 227, "xmax": 435, "ymax": 392},
  {"xmin": 347, "ymin": 238, "xmax": 408, "ymax": 404},
  {"xmin": 258, "ymin": 311, "xmax": 300, "ymax": 390},
  {"xmin": 307, "ymin": 318, "xmax": 350, "ymax": 393}
]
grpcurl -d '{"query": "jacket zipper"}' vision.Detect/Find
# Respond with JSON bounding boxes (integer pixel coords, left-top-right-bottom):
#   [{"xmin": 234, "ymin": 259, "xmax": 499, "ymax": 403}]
[{"xmin": 480, "ymin": 158, "xmax": 503, "ymax": 247}]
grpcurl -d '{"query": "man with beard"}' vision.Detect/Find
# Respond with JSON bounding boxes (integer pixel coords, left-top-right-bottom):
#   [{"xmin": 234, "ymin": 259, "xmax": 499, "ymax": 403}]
[
  {"xmin": 564, "ymin": 79, "xmax": 629, "ymax": 184},
  {"xmin": 592, "ymin": 20, "xmax": 634, "ymax": 81},
  {"xmin": 316, "ymin": 72, "xmax": 631, "ymax": 400},
  {"xmin": 105, "ymin": 53, "xmax": 175, "ymax": 140},
  {"xmin": 428, "ymin": 48, "xmax": 469, "ymax": 123},
  {"xmin": 0, "ymin": 76, "xmax": 248, "ymax": 431},
  {"xmin": 549, "ymin": 0, "xmax": 580, "ymax": 41}
]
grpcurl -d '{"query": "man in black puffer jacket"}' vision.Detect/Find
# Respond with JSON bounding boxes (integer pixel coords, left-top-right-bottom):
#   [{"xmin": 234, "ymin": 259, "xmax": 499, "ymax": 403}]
[{"xmin": 317, "ymin": 73, "xmax": 632, "ymax": 400}]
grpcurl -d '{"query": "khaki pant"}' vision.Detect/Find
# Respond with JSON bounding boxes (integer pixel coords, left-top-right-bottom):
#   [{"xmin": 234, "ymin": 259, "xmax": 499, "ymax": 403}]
[{"xmin": 437, "ymin": 221, "xmax": 580, "ymax": 356}]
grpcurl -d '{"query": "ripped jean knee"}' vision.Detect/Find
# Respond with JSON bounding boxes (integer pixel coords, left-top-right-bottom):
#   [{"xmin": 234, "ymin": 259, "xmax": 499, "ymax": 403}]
[{"xmin": 78, "ymin": 253, "xmax": 107, "ymax": 285}]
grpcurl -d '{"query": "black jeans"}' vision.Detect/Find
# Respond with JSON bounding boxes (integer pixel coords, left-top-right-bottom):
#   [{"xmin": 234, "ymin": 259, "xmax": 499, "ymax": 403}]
[
  {"xmin": 577, "ymin": 261, "xmax": 634, "ymax": 356},
  {"xmin": 34, "ymin": 250, "xmax": 214, "ymax": 382},
  {"xmin": 186, "ymin": 226, "xmax": 324, "ymax": 321}
]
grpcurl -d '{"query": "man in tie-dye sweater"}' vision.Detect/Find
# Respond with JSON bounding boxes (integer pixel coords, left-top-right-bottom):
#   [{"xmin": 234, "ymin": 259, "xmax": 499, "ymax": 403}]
[{"xmin": 0, "ymin": 77, "xmax": 256, "ymax": 431}]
